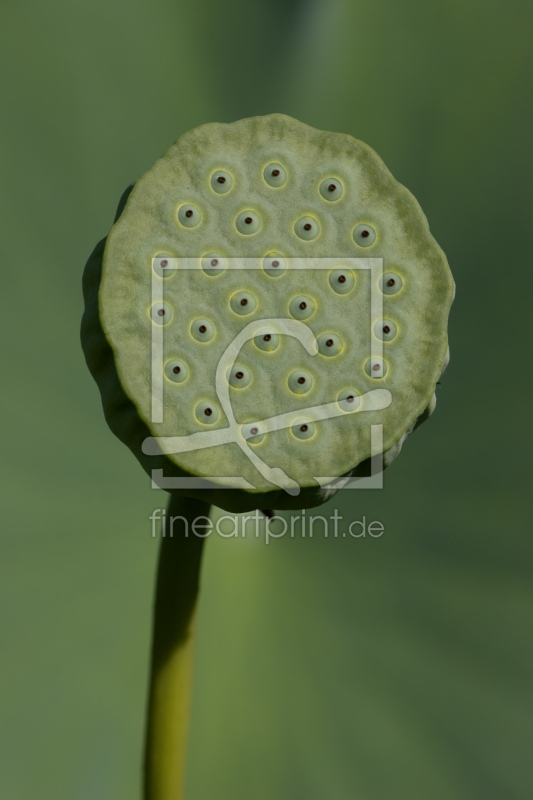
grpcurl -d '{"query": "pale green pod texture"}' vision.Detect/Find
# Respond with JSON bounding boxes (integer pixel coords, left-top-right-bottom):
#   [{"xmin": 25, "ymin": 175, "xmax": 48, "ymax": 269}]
[{"xmin": 81, "ymin": 113, "xmax": 454, "ymax": 512}]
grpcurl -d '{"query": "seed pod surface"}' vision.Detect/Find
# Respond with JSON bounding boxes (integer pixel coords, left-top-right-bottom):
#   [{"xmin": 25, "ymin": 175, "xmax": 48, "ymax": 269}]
[{"xmin": 82, "ymin": 114, "xmax": 454, "ymax": 512}]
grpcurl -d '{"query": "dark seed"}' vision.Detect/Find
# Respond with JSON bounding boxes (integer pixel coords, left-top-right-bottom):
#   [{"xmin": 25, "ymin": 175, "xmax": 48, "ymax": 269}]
[
  {"xmin": 245, "ymin": 216, "xmax": 253, "ymax": 224},
  {"xmin": 361, "ymin": 229, "xmax": 369, "ymax": 238},
  {"xmin": 240, "ymin": 298, "xmax": 248, "ymax": 306},
  {"xmin": 383, "ymin": 325, "xmax": 391, "ymax": 334},
  {"xmin": 373, "ymin": 363, "xmax": 380, "ymax": 371},
  {"xmin": 297, "ymin": 376, "xmax": 306, "ymax": 384},
  {"xmin": 250, "ymin": 426, "xmax": 259, "ymax": 435},
  {"xmin": 199, "ymin": 325, "xmax": 207, "ymax": 333},
  {"xmin": 185, "ymin": 209, "xmax": 193, "ymax": 218},
  {"xmin": 157, "ymin": 308, "xmax": 165, "ymax": 316},
  {"xmin": 272, "ymin": 169, "xmax": 280, "ymax": 176},
  {"xmin": 387, "ymin": 278, "xmax": 396, "ymax": 287},
  {"xmin": 338, "ymin": 274, "xmax": 346, "ymax": 283},
  {"xmin": 205, "ymin": 407, "xmax": 212, "ymax": 416},
  {"xmin": 300, "ymin": 424, "xmax": 308, "ymax": 432},
  {"xmin": 272, "ymin": 260, "xmax": 280, "ymax": 268},
  {"xmin": 160, "ymin": 259, "xmax": 168, "ymax": 268},
  {"xmin": 347, "ymin": 395, "xmax": 354, "ymax": 402},
  {"xmin": 235, "ymin": 371, "xmax": 244, "ymax": 379},
  {"xmin": 263, "ymin": 334, "xmax": 271, "ymax": 341},
  {"xmin": 210, "ymin": 258, "xmax": 219, "ymax": 267},
  {"xmin": 328, "ymin": 183, "xmax": 336, "ymax": 192},
  {"xmin": 299, "ymin": 301, "xmax": 307, "ymax": 310},
  {"xmin": 326, "ymin": 338, "xmax": 334, "ymax": 347},
  {"xmin": 303, "ymin": 223, "xmax": 312, "ymax": 231},
  {"xmin": 172, "ymin": 365, "xmax": 181, "ymax": 374},
  {"xmin": 217, "ymin": 176, "xmax": 226, "ymax": 184}
]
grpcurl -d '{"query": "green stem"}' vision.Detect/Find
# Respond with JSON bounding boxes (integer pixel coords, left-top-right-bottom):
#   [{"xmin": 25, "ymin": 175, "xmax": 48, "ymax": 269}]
[{"xmin": 143, "ymin": 495, "xmax": 210, "ymax": 800}]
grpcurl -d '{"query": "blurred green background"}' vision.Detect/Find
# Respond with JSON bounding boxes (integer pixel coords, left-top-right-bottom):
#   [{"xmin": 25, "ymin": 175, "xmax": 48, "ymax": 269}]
[{"xmin": 1, "ymin": 0, "xmax": 531, "ymax": 798}]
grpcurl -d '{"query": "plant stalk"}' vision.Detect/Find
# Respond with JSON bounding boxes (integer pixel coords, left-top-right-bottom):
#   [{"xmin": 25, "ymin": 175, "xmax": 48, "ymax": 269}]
[{"xmin": 143, "ymin": 495, "xmax": 210, "ymax": 800}]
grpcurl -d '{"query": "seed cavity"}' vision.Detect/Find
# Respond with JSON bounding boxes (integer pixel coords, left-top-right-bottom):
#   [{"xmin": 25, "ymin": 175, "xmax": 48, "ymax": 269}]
[
  {"xmin": 201, "ymin": 252, "xmax": 226, "ymax": 276},
  {"xmin": 320, "ymin": 178, "xmax": 343, "ymax": 201},
  {"xmin": 291, "ymin": 419, "xmax": 315, "ymax": 440},
  {"xmin": 353, "ymin": 223, "xmax": 376, "ymax": 247},
  {"xmin": 329, "ymin": 268, "xmax": 355, "ymax": 295},
  {"xmin": 236, "ymin": 210, "xmax": 261, "ymax": 235},
  {"xmin": 337, "ymin": 389, "xmax": 361, "ymax": 412},
  {"xmin": 228, "ymin": 364, "xmax": 251, "ymax": 388},
  {"xmin": 288, "ymin": 369, "xmax": 313, "ymax": 395},
  {"xmin": 365, "ymin": 357, "xmax": 387, "ymax": 379},
  {"xmin": 153, "ymin": 253, "xmax": 175, "ymax": 278},
  {"xmin": 195, "ymin": 401, "xmax": 219, "ymax": 424},
  {"xmin": 373, "ymin": 319, "xmax": 397, "ymax": 341},
  {"xmin": 164, "ymin": 359, "xmax": 189, "ymax": 383},
  {"xmin": 289, "ymin": 295, "xmax": 316, "ymax": 320},
  {"xmin": 191, "ymin": 318, "xmax": 215, "ymax": 342},
  {"xmin": 317, "ymin": 332, "xmax": 343, "ymax": 357},
  {"xmin": 264, "ymin": 163, "xmax": 287, "ymax": 187},
  {"xmin": 230, "ymin": 291, "xmax": 257, "ymax": 315},
  {"xmin": 254, "ymin": 329, "xmax": 279, "ymax": 352},
  {"xmin": 242, "ymin": 421, "xmax": 265, "ymax": 443},
  {"xmin": 263, "ymin": 252, "xmax": 286, "ymax": 277},
  {"xmin": 379, "ymin": 272, "xmax": 403, "ymax": 295},
  {"xmin": 210, "ymin": 170, "xmax": 233, "ymax": 194},
  {"xmin": 294, "ymin": 215, "xmax": 320, "ymax": 241},
  {"xmin": 177, "ymin": 204, "xmax": 201, "ymax": 228},
  {"xmin": 150, "ymin": 302, "xmax": 172, "ymax": 325}
]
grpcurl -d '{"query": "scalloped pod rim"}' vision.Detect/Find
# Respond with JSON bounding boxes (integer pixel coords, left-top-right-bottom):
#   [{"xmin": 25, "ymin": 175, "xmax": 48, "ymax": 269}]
[{"xmin": 81, "ymin": 113, "xmax": 454, "ymax": 513}]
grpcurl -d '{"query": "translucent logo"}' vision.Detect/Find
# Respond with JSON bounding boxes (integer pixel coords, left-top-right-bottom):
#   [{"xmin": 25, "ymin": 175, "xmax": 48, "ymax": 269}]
[{"xmin": 143, "ymin": 258, "xmax": 391, "ymax": 494}]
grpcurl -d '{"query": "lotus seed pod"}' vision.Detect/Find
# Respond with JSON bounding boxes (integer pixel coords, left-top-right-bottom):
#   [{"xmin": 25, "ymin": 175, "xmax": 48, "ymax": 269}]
[{"xmin": 81, "ymin": 113, "xmax": 454, "ymax": 513}]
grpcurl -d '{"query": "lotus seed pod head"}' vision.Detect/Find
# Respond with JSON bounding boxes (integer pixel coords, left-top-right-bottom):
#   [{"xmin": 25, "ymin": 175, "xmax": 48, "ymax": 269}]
[{"xmin": 81, "ymin": 114, "xmax": 454, "ymax": 513}]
